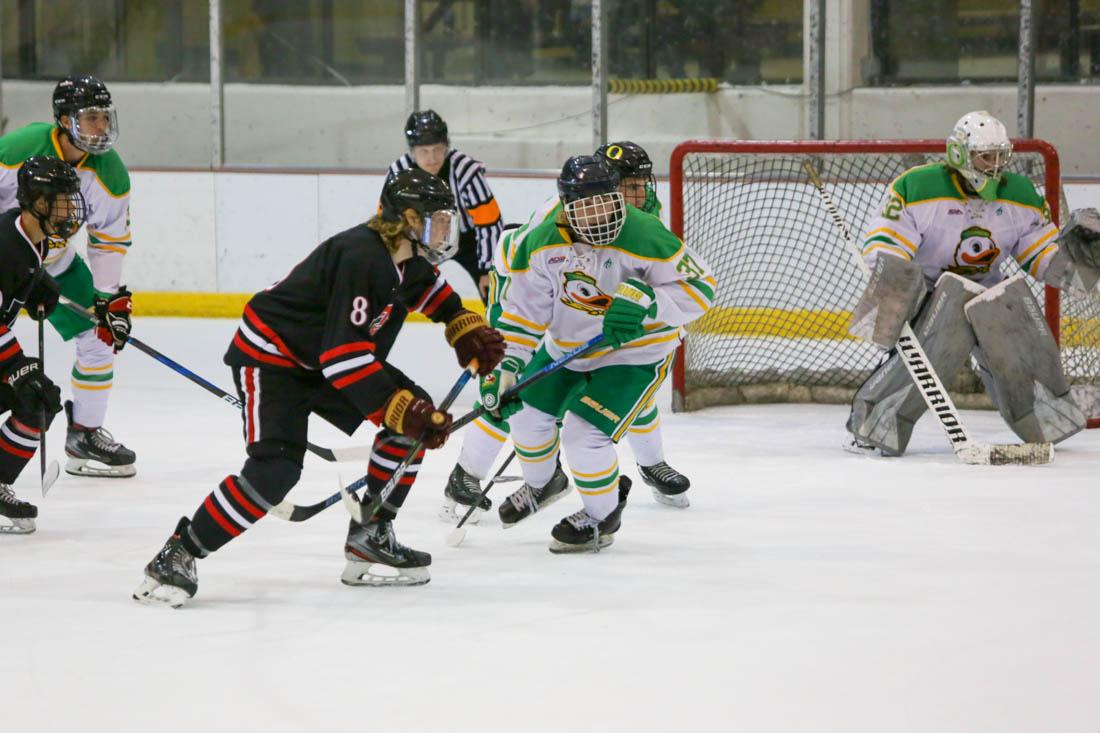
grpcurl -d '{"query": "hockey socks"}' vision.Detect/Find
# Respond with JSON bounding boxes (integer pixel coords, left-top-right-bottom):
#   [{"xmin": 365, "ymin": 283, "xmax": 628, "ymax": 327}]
[
  {"xmin": 0, "ymin": 416, "xmax": 41, "ymax": 484},
  {"xmin": 360, "ymin": 431, "xmax": 424, "ymax": 522}
]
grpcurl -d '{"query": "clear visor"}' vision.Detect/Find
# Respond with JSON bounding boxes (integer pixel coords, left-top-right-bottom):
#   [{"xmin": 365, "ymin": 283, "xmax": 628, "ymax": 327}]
[
  {"xmin": 564, "ymin": 192, "xmax": 626, "ymax": 246},
  {"xmin": 418, "ymin": 209, "xmax": 460, "ymax": 264},
  {"xmin": 67, "ymin": 106, "xmax": 119, "ymax": 154},
  {"xmin": 36, "ymin": 191, "xmax": 88, "ymax": 243}
]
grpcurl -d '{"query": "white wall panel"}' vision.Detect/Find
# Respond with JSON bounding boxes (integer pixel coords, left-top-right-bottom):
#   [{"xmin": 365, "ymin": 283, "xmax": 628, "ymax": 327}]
[{"xmin": 126, "ymin": 172, "xmax": 216, "ymax": 291}]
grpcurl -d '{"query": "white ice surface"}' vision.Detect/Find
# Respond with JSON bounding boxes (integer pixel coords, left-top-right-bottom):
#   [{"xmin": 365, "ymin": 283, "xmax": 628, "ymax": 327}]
[{"xmin": 3, "ymin": 318, "xmax": 1100, "ymax": 733}]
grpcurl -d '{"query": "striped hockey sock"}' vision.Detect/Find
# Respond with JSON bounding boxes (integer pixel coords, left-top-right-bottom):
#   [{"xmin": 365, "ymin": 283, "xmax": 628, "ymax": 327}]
[
  {"xmin": 184, "ymin": 474, "xmax": 271, "ymax": 556},
  {"xmin": 363, "ymin": 431, "xmax": 425, "ymax": 522},
  {"xmin": 0, "ymin": 417, "xmax": 40, "ymax": 484}
]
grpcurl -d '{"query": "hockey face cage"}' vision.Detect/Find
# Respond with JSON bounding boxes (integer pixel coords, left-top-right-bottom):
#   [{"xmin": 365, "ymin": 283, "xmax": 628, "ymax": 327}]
[
  {"xmin": 63, "ymin": 106, "xmax": 120, "ymax": 154},
  {"xmin": 37, "ymin": 191, "xmax": 88, "ymax": 243},
  {"xmin": 564, "ymin": 192, "xmax": 626, "ymax": 246}
]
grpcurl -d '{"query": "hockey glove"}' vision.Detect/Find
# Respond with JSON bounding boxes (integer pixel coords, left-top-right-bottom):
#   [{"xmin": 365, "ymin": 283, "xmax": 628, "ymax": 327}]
[
  {"xmin": 383, "ymin": 389, "xmax": 453, "ymax": 449},
  {"xmin": 602, "ymin": 278, "xmax": 656, "ymax": 347},
  {"xmin": 25, "ymin": 274, "xmax": 61, "ymax": 321},
  {"xmin": 2, "ymin": 356, "xmax": 62, "ymax": 419},
  {"xmin": 479, "ymin": 356, "xmax": 523, "ymax": 419},
  {"xmin": 94, "ymin": 287, "xmax": 133, "ymax": 353},
  {"xmin": 444, "ymin": 309, "xmax": 505, "ymax": 376}
]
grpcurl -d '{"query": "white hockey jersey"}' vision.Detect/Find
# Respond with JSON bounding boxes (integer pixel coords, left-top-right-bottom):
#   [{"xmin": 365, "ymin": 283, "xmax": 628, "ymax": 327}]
[
  {"xmin": 0, "ymin": 123, "xmax": 132, "ymax": 293},
  {"xmin": 492, "ymin": 199, "xmax": 716, "ymax": 371},
  {"xmin": 861, "ymin": 162, "xmax": 1059, "ymax": 288}
]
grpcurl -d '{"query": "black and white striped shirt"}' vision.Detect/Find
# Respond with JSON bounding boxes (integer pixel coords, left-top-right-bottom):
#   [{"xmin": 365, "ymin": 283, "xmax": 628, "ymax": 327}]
[{"xmin": 388, "ymin": 149, "xmax": 503, "ymax": 271}]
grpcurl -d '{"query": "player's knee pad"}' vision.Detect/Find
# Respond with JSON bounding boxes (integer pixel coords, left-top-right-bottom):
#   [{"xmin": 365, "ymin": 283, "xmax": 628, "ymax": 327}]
[
  {"xmin": 241, "ymin": 440, "xmax": 305, "ymax": 504},
  {"xmin": 965, "ymin": 274, "xmax": 1086, "ymax": 444},
  {"xmin": 74, "ymin": 327, "xmax": 115, "ymax": 364},
  {"xmin": 849, "ymin": 272, "xmax": 984, "ymax": 455},
  {"xmin": 562, "ymin": 411, "xmax": 612, "ymax": 453}
]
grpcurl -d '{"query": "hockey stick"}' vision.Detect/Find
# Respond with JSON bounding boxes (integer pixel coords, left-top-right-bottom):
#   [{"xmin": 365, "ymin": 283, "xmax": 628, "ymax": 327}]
[
  {"xmin": 802, "ymin": 160, "xmax": 1053, "ymax": 465},
  {"xmin": 447, "ymin": 334, "xmax": 607, "ymax": 435},
  {"xmin": 56, "ymin": 297, "xmax": 372, "ymax": 464},
  {"xmin": 37, "ymin": 307, "xmax": 59, "ymax": 496},
  {"xmin": 338, "ymin": 362, "xmax": 480, "ymax": 525},
  {"xmin": 445, "ymin": 449, "xmax": 516, "ymax": 547},
  {"xmin": 269, "ymin": 361, "xmax": 480, "ymax": 522}
]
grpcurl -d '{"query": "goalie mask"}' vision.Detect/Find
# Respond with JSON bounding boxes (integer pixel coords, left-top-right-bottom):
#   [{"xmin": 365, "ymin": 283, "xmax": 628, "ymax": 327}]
[
  {"xmin": 52, "ymin": 75, "xmax": 119, "ymax": 155},
  {"xmin": 946, "ymin": 111, "xmax": 1012, "ymax": 202},
  {"xmin": 558, "ymin": 155, "xmax": 625, "ymax": 246},
  {"xmin": 17, "ymin": 156, "xmax": 88, "ymax": 244},
  {"xmin": 379, "ymin": 168, "xmax": 459, "ymax": 264}
]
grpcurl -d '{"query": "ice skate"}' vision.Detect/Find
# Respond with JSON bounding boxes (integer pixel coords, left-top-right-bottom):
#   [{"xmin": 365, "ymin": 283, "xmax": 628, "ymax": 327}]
[
  {"xmin": 439, "ymin": 463, "xmax": 490, "ymax": 525},
  {"xmin": 498, "ymin": 463, "xmax": 570, "ymax": 528},
  {"xmin": 65, "ymin": 401, "xmax": 137, "ymax": 478},
  {"xmin": 0, "ymin": 483, "xmax": 37, "ymax": 535},
  {"xmin": 549, "ymin": 476, "xmax": 632, "ymax": 554},
  {"xmin": 133, "ymin": 517, "xmax": 199, "ymax": 608},
  {"xmin": 342, "ymin": 519, "xmax": 431, "ymax": 587},
  {"xmin": 843, "ymin": 436, "xmax": 893, "ymax": 457},
  {"xmin": 637, "ymin": 461, "xmax": 690, "ymax": 508}
]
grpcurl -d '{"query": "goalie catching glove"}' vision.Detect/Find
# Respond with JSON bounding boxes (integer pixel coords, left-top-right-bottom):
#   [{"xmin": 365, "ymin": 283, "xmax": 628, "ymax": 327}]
[
  {"xmin": 1044, "ymin": 208, "xmax": 1100, "ymax": 295},
  {"xmin": 94, "ymin": 287, "xmax": 133, "ymax": 353},
  {"xmin": 444, "ymin": 309, "xmax": 504, "ymax": 375},
  {"xmin": 382, "ymin": 389, "xmax": 452, "ymax": 449},
  {"xmin": 603, "ymin": 278, "xmax": 656, "ymax": 346},
  {"xmin": 480, "ymin": 356, "xmax": 524, "ymax": 419}
]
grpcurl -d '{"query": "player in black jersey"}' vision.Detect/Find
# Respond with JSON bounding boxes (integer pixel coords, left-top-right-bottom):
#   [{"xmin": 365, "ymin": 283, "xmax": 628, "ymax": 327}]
[
  {"xmin": 0, "ymin": 157, "xmax": 79, "ymax": 533},
  {"xmin": 134, "ymin": 169, "xmax": 505, "ymax": 607}
]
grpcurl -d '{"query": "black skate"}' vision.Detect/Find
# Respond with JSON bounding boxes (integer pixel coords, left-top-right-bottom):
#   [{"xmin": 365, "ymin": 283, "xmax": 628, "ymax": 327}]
[
  {"xmin": 342, "ymin": 519, "xmax": 431, "ymax": 587},
  {"xmin": 0, "ymin": 483, "xmax": 38, "ymax": 535},
  {"xmin": 638, "ymin": 461, "xmax": 691, "ymax": 508},
  {"xmin": 133, "ymin": 517, "xmax": 199, "ymax": 608},
  {"xmin": 549, "ymin": 476, "xmax": 632, "ymax": 554},
  {"xmin": 439, "ymin": 463, "xmax": 491, "ymax": 524},
  {"xmin": 65, "ymin": 401, "xmax": 137, "ymax": 478},
  {"xmin": 498, "ymin": 463, "xmax": 570, "ymax": 528}
]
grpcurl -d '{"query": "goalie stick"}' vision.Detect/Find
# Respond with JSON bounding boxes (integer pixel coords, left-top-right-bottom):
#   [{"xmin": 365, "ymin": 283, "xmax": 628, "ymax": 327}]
[
  {"xmin": 802, "ymin": 159, "xmax": 1053, "ymax": 466},
  {"xmin": 56, "ymin": 297, "xmax": 374, "ymax": 465}
]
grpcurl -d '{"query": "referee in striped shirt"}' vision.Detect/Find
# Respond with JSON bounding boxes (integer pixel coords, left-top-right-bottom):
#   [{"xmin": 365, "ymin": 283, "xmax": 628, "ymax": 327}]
[{"xmin": 388, "ymin": 110, "xmax": 503, "ymax": 302}]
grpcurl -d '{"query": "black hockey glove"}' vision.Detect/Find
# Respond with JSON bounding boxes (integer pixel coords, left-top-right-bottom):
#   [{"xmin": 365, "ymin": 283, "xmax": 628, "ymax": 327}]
[
  {"xmin": 1, "ymin": 356, "xmax": 62, "ymax": 418},
  {"xmin": 25, "ymin": 274, "xmax": 61, "ymax": 321},
  {"xmin": 94, "ymin": 287, "xmax": 133, "ymax": 353}
]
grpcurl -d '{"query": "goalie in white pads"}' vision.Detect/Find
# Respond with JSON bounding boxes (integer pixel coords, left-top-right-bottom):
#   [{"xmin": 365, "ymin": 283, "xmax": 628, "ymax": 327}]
[{"xmin": 847, "ymin": 111, "xmax": 1088, "ymax": 456}]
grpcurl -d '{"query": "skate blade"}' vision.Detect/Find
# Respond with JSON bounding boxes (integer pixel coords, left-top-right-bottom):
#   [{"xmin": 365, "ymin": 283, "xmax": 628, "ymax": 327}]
[
  {"xmin": 340, "ymin": 560, "xmax": 430, "ymax": 587},
  {"xmin": 132, "ymin": 577, "xmax": 191, "ymax": 609},
  {"xmin": 66, "ymin": 457, "xmax": 137, "ymax": 478},
  {"xmin": 438, "ymin": 499, "xmax": 482, "ymax": 526},
  {"xmin": 0, "ymin": 518, "xmax": 36, "ymax": 535},
  {"xmin": 650, "ymin": 486, "xmax": 690, "ymax": 508},
  {"xmin": 549, "ymin": 534, "xmax": 615, "ymax": 554}
]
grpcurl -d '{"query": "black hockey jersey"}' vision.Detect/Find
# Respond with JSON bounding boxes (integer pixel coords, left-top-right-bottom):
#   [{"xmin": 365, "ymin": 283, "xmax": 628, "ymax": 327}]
[
  {"xmin": 0, "ymin": 208, "xmax": 48, "ymax": 374},
  {"xmin": 224, "ymin": 222, "xmax": 463, "ymax": 418}
]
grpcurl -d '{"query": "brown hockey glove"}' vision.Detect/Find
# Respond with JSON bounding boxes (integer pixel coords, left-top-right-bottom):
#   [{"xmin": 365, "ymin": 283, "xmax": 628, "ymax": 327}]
[
  {"xmin": 444, "ymin": 309, "xmax": 504, "ymax": 376},
  {"xmin": 382, "ymin": 389, "xmax": 453, "ymax": 449}
]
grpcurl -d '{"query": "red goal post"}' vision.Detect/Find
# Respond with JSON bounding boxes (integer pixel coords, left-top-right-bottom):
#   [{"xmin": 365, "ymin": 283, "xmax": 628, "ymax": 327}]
[{"xmin": 668, "ymin": 138, "xmax": 1100, "ymax": 425}]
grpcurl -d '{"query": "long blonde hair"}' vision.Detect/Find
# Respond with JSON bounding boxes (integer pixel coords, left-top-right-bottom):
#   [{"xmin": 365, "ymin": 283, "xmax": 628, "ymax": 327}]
[{"xmin": 367, "ymin": 215, "xmax": 409, "ymax": 253}]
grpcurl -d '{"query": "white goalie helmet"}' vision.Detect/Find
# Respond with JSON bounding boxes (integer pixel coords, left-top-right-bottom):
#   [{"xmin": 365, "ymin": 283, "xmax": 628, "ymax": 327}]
[{"xmin": 946, "ymin": 111, "xmax": 1013, "ymax": 202}]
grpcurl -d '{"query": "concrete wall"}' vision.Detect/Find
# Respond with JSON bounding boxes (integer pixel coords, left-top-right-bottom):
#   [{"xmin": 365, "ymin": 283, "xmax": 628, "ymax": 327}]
[{"xmin": 6, "ymin": 78, "xmax": 1098, "ymax": 176}]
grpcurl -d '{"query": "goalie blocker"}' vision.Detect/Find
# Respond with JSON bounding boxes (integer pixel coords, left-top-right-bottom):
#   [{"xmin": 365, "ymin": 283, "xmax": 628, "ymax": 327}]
[{"xmin": 848, "ymin": 271, "xmax": 1084, "ymax": 455}]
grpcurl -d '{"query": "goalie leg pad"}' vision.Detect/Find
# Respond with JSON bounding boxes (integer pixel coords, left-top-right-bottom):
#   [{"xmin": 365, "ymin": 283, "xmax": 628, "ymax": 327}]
[
  {"xmin": 965, "ymin": 274, "xmax": 1086, "ymax": 444},
  {"xmin": 849, "ymin": 255, "xmax": 927, "ymax": 349},
  {"xmin": 848, "ymin": 272, "xmax": 983, "ymax": 455}
]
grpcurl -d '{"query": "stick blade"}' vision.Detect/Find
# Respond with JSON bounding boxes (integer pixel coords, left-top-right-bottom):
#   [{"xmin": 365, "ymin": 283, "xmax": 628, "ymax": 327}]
[
  {"xmin": 957, "ymin": 442, "xmax": 1055, "ymax": 466},
  {"xmin": 41, "ymin": 460, "xmax": 60, "ymax": 497},
  {"xmin": 446, "ymin": 527, "xmax": 467, "ymax": 547},
  {"xmin": 338, "ymin": 474, "xmax": 365, "ymax": 523}
]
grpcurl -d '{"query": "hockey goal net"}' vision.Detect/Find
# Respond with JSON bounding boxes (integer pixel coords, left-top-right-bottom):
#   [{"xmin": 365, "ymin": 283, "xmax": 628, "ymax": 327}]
[{"xmin": 670, "ymin": 139, "xmax": 1100, "ymax": 425}]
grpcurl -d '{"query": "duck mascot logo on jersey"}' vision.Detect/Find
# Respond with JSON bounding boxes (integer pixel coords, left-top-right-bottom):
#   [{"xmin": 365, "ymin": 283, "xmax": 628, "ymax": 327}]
[
  {"xmin": 560, "ymin": 271, "xmax": 612, "ymax": 316},
  {"xmin": 949, "ymin": 226, "xmax": 1001, "ymax": 277}
]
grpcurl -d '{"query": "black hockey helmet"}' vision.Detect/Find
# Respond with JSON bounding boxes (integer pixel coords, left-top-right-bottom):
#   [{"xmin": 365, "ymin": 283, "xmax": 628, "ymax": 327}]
[
  {"xmin": 596, "ymin": 141, "xmax": 653, "ymax": 180},
  {"xmin": 557, "ymin": 155, "xmax": 625, "ymax": 246},
  {"xmin": 379, "ymin": 168, "xmax": 459, "ymax": 263},
  {"xmin": 557, "ymin": 155, "xmax": 621, "ymax": 205},
  {"xmin": 404, "ymin": 110, "xmax": 449, "ymax": 148},
  {"xmin": 17, "ymin": 156, "xmax": 87, "ymax": 243},
  {"xmin": 52, "ymin": 75, "xmax": 118, "ymax": 154}
]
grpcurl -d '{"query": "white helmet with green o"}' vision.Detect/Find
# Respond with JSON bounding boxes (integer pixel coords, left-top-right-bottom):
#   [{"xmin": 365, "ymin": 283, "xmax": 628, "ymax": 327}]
[{"xmin": 946, "ymin": 111, "xmax": 1012, "ymax": 202}]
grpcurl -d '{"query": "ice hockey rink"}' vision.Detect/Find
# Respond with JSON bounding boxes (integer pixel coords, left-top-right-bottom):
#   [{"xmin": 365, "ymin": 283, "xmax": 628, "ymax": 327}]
[{"xmin": 2, "ymin": 315, "xmax": 1099, "ymax": 733}]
